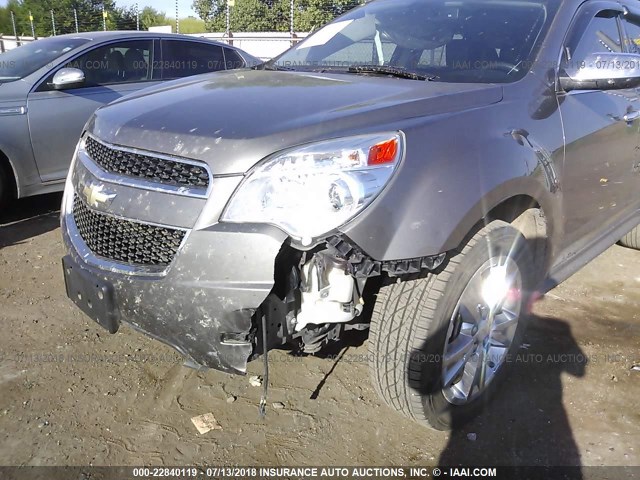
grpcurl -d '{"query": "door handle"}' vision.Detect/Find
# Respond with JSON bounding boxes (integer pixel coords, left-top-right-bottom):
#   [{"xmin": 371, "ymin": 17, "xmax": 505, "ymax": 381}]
[{"xmin": 623, "ymin": 110, "xmax": 640, "ymax": 122}]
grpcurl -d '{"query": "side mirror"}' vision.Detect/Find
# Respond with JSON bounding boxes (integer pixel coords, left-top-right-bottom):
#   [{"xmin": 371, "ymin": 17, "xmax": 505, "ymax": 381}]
[
  {"xmin": 559, "ymin": 52, "xmax": 640, "ymax": 91},
  {"xmin": 50, "ymin": 67, "xmax": 85, "ymax": 90}
]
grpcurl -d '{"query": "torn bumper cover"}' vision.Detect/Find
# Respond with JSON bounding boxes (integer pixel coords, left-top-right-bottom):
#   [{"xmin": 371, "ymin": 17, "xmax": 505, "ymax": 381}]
[{"xmin": 61, "ymin": 221, "xmax": 286, "ymax": 375}]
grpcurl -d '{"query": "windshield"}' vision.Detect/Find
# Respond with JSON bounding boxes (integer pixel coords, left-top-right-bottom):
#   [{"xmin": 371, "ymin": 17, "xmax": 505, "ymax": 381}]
[
  {"xmin": 271, "ymin": 0, "xmax": 557, "ymax": 83},
  {"xmin": 0, "ymin": 37, "xmax": 90, "ymax": 82}
]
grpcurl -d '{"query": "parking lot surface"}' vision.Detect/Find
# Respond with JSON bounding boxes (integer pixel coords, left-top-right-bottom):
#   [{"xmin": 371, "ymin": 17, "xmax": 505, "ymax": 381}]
[{"xmin": 0, "ymin": 194, "xmax": 639, "ymax": 467}]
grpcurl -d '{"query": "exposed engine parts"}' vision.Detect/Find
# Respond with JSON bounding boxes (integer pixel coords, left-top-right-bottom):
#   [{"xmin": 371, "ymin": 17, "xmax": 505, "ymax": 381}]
[
  {"xmin": 256, "ymin": 237, "xmax": 448, "ymax": 356},
  {"xmin": 295, "ymin": 252, "xmax": 365, "ymax": 332}
]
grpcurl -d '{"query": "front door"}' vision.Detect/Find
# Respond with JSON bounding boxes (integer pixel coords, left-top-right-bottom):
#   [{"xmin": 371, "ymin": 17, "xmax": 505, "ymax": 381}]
[{"xmin": 557, "ymin": 7, "xmax": 640, "ymax": 257}]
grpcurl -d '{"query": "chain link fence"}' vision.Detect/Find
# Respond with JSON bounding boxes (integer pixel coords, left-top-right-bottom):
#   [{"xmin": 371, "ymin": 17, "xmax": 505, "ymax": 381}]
[
  {"xmin": 2, "ymin": 7, "xmax": 140, "ymax": 39},
  {"xmin": 1, "ymin": 1, "xmax": 365, "ymax": 58}
]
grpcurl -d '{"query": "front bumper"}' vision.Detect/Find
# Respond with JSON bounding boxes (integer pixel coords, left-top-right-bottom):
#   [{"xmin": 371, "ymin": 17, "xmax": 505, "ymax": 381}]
[{"xmin": 61, "ymin": 210, "xmax": 286, "ymax": 375}]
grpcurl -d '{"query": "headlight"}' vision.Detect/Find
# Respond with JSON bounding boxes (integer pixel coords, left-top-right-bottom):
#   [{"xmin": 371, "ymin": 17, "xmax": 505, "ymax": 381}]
[{"xmin": 222, "ymin": 132, "xmax": 404, "ymax": 244}]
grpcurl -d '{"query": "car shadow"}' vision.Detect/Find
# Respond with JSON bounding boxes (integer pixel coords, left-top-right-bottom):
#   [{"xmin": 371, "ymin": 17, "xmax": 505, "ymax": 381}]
[
  {"xmin": 438, "ymin": 314, "xmax": 586, "ymax": 474},
  {"xmin": 285, "ymin": 277, "xmax": 381, "ymax": 399},
  {"xmin": 0, "ymin": 193, "xmax": 63, "ymax": 249}
]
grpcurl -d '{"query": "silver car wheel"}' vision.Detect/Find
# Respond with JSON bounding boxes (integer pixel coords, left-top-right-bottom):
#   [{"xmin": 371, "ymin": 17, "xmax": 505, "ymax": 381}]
[{"xmin": 442, "ymin": 255, "xmax": 522, "ymax": 405}]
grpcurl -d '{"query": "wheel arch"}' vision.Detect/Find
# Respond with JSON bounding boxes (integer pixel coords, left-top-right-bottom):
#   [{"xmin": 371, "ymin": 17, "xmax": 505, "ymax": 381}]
[
  {"xmin": 446, "ymin": 188, "xmax": 553, "ymax": 284},
  {"xmin": 0, "ymin": 147, "xmax": 18, "ymax": 200}
]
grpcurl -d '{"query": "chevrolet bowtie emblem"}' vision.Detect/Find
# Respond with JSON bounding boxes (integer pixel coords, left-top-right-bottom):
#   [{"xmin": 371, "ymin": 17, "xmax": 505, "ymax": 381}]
[{"xmin": 83, "ymin": 182, "xmax": 116, "ymax": 208}]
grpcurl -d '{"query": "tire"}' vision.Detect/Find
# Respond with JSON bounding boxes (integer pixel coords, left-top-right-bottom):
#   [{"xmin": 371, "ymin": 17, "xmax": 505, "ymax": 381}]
[
  {"xmin": 368, "ymin": 220, "xmax": 535, "ymax": 430},
  {"xmin": 0, "ymin": 164, "xmax": 11, "ymax": 213},
  {"xmin": 619, "ymin": 226, "xmax": 640, "ymax": 250}
]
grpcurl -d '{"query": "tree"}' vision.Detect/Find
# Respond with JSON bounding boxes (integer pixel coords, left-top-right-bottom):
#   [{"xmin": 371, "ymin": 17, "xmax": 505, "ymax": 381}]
[
  {"xmin": 192, "ymin": 0, "xmax": 361, "ymax": 33},
  {"xmin": 0, "ymin": 8, "xmax": 9, "ymax": 36},
  {"xmin": 192, "ymin": 0, "xmax": 290, "ymax": 32},
  {"xmin": 0, "ymin": 0, "xmax": 138, "ymax": 38},
  {"xmin": 294, "ymin": 0, "xmax": 360, "ymax": 32},
  {"xmin": 139, "ymin": 6, "xmax": 169, "ymax": 30},
  {"xmin": 109, "ymin": 5, "xmax": 139, "ymax": 31},
  {"xmin": 0, "ymin": 0, "xmax": 28, "ymax": 37},
  {"xmin": 192, "ymin": 0, "xmax": 224, "ymax": 31}
]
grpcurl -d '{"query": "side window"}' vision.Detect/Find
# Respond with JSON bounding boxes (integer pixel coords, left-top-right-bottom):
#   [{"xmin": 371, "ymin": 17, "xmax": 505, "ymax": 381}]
[
  {"xmin": 223, "ymin": 48, "xmax": 246, "ymax": 69},
  {"xmin": 568, "ymin": 12, "xmax": 622, "ymax": 65},
  {"xmin": 418, "ymin": 46, "xmax": 447, "ymax": 68},
  {"xmin": 65, "ymin": 40, "xmax": 154, "ymax": 86},
  {"xmin": 161, "ymin": 41, "xmax": 225, "ymax": 79},
  {"xmin": 622, "ymin": 18, "xmax": 640, "ymax": 54}
]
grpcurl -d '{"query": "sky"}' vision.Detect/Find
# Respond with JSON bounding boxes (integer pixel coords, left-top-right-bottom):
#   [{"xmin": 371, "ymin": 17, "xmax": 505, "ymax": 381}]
[{"xmin": 0, "ymin": 0, "xmax": 198, "ymax": 19}]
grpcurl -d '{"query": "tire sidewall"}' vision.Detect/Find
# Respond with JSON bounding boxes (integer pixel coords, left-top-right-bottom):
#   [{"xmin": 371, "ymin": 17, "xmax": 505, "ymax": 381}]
[
  {"xmin": 414, "ymin": 224, "xmax": 535, "ymax": 429},
  {"xmin": 0, "ymin": 165, "xmax": 10, "ymax": 212}
]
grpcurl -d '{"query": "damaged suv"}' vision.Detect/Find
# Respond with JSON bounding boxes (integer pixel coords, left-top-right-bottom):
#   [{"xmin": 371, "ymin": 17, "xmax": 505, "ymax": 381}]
[{"xmin": 62, "ymin": 0, "xmax": 640, "ymax": 429}]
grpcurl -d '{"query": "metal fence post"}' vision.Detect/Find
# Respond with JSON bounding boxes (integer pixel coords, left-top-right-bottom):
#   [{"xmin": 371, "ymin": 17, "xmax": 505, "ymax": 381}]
[
  {"xmin": 74, "ymin": 8, "xmax": 79, "ymax": 33},
  {"xmin": 290, "ymin": 0, "xmax": 294, "ymax": 35},
  {"xmin": 102, "ymin": 4, "xmax": 107, "ymax": 31},
  {"xmin": 29, "ymin": 11, "xmax": 36, "ymax": 39},
  {"xmin": 51, "ymin": 10, "xmax": 56, "ymax": 36},
  {"xmin": 10, "ymin": 11, "xmax": 20, "ymax": 46},
  {"xmin": 136, "ymin": 3, "xmax": 140, "ymax": 31},
  {"xmin": 290, "ymin": 0, "xmax": 295, "ymax": 46},
  {"xmin": 175, "ymin": 0, "xmax": 180, "ymax": 34}
]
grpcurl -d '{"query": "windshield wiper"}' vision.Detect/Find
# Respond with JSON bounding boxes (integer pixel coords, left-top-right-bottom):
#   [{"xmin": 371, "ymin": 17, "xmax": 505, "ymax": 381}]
[{"xmin": 347, "ymin": 65, "xmax": 437, "ymax": 81}]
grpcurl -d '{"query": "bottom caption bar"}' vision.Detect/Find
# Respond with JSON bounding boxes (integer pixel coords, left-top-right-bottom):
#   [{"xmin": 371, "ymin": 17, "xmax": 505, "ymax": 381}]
[{"xmin": 0, "ymin": 466, "xmax": 637, "ymax": 480}]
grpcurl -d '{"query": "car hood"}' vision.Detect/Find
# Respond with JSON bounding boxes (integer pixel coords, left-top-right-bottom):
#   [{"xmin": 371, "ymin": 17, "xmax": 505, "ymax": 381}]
[{"xmin": 91, "ymin": 69, "xmax": 503, "ymax": 175}]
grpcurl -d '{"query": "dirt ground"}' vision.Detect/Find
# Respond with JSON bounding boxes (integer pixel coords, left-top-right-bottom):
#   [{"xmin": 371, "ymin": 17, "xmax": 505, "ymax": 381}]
[{"xmin": 0, "ymin": 193, "xmax": 639, "ymax": 468}]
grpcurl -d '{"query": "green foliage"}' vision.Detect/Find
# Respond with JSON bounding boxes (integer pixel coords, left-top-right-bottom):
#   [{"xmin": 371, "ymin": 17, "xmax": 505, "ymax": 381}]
[
  {"xmin": 0, "ymin": 0, "xmax": 29, "ymax": 36},
  {"xmin": 294, "ymin": 0, "xmax": 360, "ymax": 32},
  {"xmin": 169, "ymin": 17, "xmax": 206, "ymax": 34},
  {"xmin": 0, "ymin": 0, "xmax": 141, "ymax": 37},
  {"xmin": 192, "ymin": 0, "xmax": 361, "ymax": 33},
  {"xmin": 0, "ymin": 0, "xmax": 361, "ymax": 38},
  {"xmin": 140, "ymin": 6, "xmax": 168, "ymax": 30}
]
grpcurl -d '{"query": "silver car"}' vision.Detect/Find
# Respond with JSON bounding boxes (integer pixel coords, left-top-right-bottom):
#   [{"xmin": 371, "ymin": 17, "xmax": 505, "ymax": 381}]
[
  {"xmin": 0, "ymin": 31, "xmax": 259, "ymax": 209},
  {"xmin": 61, "ymin": 0, "xmax": 640, "ymax": 430}
]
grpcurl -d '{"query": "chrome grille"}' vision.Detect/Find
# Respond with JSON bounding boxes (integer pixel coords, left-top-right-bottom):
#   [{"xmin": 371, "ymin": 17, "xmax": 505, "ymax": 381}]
[
  {"xmin": 84, "ymin": 136, "xmax": 210, "ymax": 189},
  {"xmin": 72, "ymin": 194, "xmax": 185, "ymax": 266}
]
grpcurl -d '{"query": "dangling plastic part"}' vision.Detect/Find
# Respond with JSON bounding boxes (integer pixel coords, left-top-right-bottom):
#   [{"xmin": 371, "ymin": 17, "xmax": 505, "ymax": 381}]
[{"xmin": 259, "ymin": 311, "xmax": 269, "ymax": 418}]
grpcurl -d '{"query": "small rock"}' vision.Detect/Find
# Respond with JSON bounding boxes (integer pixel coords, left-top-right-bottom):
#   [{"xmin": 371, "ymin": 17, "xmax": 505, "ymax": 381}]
[
  {"xmin": 467, "ymin": 433, "xmax": 477, "ymax": 442},
  {"xmin": 226, "ymin": 395, "xmax": 236, "ymax": 404},
  {"xmin": 249, "ymin": 375, "xmax": 262, "ymax": 387},
  {"xmin": 272, "ymin": 402, "xmax": 285, "ymax": 409},
  {"xmin": 67, "ymin": 388, "xmax": 73, "ymax": 393},
  {"xmin": 631, "ymin": 365, "xmax": 640, "ymax": 372},
  {"xmin": 611, "ymin": 375, "xmax": 618, "ymax": 382}
]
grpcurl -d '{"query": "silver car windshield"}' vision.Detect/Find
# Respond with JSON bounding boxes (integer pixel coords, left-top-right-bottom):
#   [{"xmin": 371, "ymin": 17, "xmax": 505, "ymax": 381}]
[
  {"xmin": 0, "ymin": 37, "xmax": 90, "ymax": 82},
  {"xmin": 271, "ymin": 0, "xmax": 556, "ymax": 83}
]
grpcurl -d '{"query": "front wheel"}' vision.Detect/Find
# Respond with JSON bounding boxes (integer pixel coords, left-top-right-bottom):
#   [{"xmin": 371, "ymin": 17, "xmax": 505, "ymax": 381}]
[
  {"xmin": 368, "ymin": 220, "xmax": 534, "ymax": 430},
  {"xmin": 619, "ymin": 225, "xmax": 640, "ymax": 250},
  {"xmin": 0, "ymin": 164, "xmax": 11, "ymax": 213}
]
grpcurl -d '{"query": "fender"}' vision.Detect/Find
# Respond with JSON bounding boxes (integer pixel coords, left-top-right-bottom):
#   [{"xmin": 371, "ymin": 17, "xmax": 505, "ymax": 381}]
[
  {"xmin": 0, "ymin": 114, "xmax": 41, "ymax": 199},
  {"xmin": 340, "ymin": 102, "xmax": 564, "ymax": 261}
]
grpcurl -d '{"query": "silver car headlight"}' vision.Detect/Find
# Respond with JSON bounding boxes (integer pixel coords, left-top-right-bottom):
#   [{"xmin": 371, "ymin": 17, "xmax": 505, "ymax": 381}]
[{"xmin": 221, "ymin": 132, "xmax": 404, "ymax": 244}]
